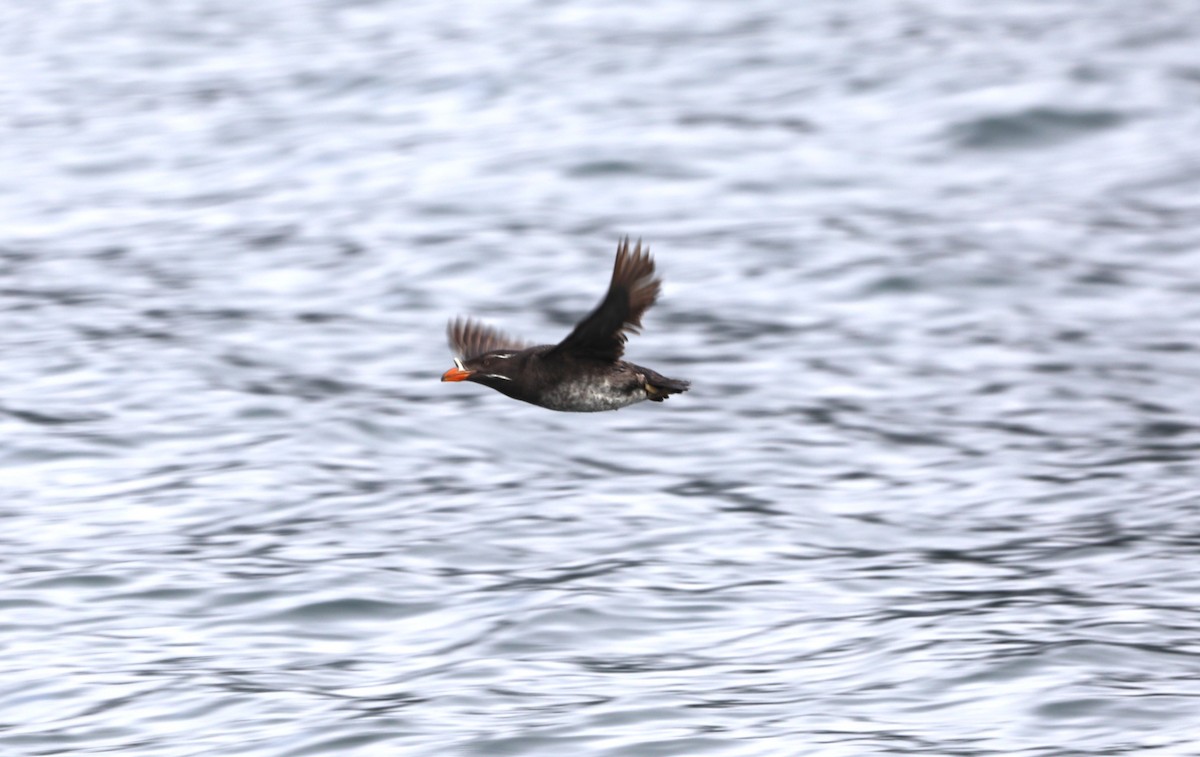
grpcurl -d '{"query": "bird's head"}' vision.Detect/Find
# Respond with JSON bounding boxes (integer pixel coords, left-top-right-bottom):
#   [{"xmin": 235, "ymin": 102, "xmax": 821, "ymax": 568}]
[{"xmin": 441, "ymin": 351, "xmax": 523, "ymax": 390}]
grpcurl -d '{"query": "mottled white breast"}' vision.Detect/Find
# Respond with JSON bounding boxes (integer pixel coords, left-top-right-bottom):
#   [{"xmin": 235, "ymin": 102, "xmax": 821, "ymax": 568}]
[{"xmin": 539, "ymin": 374, "xmax": 648, "ymax": 412}]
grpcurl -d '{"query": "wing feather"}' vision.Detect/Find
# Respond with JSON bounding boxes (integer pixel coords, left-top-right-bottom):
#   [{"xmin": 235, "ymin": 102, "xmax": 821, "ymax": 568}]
[
  {"xmin": 447, "ymin": 318, "xmax": 528, "ymax": 360},
  {"xmin": 547, "ymin": 238, "xmax": 661, "ymax": 362}
]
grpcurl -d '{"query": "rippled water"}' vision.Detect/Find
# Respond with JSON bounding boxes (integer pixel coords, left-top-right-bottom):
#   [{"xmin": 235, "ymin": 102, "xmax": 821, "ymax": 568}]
[{"xmin": 5, "ymin": 2, "xmax": 1200, "ymax": 755}]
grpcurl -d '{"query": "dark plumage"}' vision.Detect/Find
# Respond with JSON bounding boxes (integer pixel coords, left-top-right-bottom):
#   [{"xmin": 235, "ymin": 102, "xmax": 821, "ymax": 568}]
[{"xmin": 441, "ymin": 238, "xmax": 689, "ymax": 412}]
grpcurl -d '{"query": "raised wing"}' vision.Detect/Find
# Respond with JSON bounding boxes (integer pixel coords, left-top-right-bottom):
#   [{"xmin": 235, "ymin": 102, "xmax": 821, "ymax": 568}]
[
  {"xmin": 548, "ymin": 238, "xmax": 661, "ymax": 362},
  {"xmin": 447, "ymin": 318, "xmax": 529, "ymax": 360}
]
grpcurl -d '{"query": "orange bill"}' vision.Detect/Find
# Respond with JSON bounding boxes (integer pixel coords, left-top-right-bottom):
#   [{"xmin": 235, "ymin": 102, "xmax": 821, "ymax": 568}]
[{"xmin": 441, "ymin": 365, "xmax": 472, "ymax": 382}]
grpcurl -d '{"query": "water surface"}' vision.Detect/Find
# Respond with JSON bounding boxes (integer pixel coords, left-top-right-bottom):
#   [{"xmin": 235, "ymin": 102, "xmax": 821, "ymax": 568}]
[{"xmin": 3, "ymin": 2, "xmax": 1200, "ymax": 755}]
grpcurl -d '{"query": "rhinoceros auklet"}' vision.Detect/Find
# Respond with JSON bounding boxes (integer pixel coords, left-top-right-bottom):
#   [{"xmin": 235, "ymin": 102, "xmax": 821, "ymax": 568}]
[{"xmin": 441, "ymin": 238, "xmax": 689, "ymax": 412}]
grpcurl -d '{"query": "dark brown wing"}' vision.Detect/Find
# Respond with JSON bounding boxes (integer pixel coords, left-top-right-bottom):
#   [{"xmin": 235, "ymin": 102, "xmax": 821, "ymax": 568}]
[
  {"xmin": 447, "ymin": 318, "xmax": 529, "ymax": 360},
  {"xmin": 548, "ymin": 238, "xmax": 661, "ymax": 362}
]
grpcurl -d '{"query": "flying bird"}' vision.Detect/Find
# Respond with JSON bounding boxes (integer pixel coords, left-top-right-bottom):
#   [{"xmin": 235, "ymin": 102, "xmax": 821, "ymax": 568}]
[{"xmin": 442, "ymin": 238, "xmax": 689, "ymax": 412}]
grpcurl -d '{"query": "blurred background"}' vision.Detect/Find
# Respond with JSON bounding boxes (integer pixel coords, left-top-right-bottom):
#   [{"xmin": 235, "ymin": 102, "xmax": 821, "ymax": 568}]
[{"xmin": 3, "ymin": 1, "xmax": 1200, "ymax": 755}]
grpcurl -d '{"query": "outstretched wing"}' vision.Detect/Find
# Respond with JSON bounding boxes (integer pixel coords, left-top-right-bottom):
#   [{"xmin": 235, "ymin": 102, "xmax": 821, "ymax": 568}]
[
  {"xmin": 447, "ymin": 318, "xmax": 529, "ymax": 360},
  {"xmin": 548, "ymin": 238, "xmax": 661, "ymax": 362}
]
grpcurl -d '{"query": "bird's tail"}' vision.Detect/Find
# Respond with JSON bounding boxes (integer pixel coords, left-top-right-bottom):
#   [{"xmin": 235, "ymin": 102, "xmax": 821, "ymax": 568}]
[{"xmin": 640, "ymin": 367, "xmax": 690, "ymax": 402}]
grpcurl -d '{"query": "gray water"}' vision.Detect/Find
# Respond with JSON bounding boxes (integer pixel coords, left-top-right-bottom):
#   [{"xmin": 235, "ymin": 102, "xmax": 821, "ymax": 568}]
[{"xmin": 4, "ymin": 2, "xmax": 1200, "ymax": 755}]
